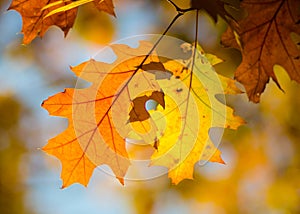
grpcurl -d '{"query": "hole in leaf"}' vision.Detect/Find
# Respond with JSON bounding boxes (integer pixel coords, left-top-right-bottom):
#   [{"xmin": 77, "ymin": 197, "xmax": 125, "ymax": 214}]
[{"xmin": 145, "ymin": 99, "xmax": 158, "ymax": 111}]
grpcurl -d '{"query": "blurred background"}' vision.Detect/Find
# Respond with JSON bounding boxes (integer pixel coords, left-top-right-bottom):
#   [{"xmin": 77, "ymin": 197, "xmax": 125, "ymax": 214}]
[{"xmin": 0, "ymin": 0, "xmax": 300, "ymax": 213}]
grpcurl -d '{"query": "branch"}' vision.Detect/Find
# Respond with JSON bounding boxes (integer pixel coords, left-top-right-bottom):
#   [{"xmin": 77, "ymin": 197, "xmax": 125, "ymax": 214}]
[{"xmin": 165, "ymin": 0, "xmax": 195, "ymax": 14}]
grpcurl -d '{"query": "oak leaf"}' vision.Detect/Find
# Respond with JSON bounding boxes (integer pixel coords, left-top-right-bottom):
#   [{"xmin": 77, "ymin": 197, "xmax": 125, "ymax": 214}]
[
  {"xmin": 221, "ymin": 0, "xmax": 300, "ymax": 102},
  {"xmin": 148, "ymin": 45, "xmax": 245, "ymax": 184},
  {"xmin": 8, "ymin": 0, "xmax": 115, "ymax": 44},
  {"xmin": 42, "ymin": 41, "xmax": 244, "ymax": 187},
  {"xmin": 42, "ymin": 41, "xmax": 162, "ymax": 187}
]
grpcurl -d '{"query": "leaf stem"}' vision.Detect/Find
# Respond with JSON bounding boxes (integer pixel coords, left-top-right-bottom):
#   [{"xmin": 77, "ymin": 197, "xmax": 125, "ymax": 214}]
[
  {"xmin": 189, "ymin": 9, "xmax": 199, "ymax": 89},
  {"xmin": 181, "ymin": 9, "xmax": 199, "ymax": 131},
  {"xmin": 173, "ymin": 9, "xmax": 199, "ymax": 178}
]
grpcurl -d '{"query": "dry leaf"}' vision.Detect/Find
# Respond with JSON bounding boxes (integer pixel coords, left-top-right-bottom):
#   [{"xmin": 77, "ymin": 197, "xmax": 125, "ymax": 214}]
[{"xmin": 221, "ymin": 0, "xmax": 300, "ymax": 102}]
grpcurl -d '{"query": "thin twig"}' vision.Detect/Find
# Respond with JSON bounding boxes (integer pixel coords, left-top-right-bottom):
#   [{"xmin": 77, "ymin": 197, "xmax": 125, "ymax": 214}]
[
  {"xmin": 165, "ymin": 0, "xmax": 196, "ymax": 14},
  {"xmin": 135, "ymin": 13, "xmax": 183, "ymax": 72},
  {"xmin": 165, "ymin": 0, "xmax": 181, "ymax": 11}
]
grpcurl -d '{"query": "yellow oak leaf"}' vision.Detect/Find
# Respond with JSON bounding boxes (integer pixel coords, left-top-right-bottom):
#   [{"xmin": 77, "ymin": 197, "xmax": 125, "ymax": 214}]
[{"xmin": 149, "ymin": 47, "xmax": 245, "ymax": 184}]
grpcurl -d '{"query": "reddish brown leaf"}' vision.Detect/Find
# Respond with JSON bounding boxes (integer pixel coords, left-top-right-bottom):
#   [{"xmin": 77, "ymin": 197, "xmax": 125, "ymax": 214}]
[
  {"xmin": 221, "ymin": 0, "xmax": 300, "ymax": 102},
  {"xmin": 8, "ymin": 0, "xmax": 115, "ymax": 44},
  {"xmin": 94, "ymin": 0, "xmax": 115, "ymax": 16}
]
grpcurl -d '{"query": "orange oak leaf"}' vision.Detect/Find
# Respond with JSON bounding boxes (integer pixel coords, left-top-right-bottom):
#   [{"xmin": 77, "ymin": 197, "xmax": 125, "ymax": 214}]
[
  {"xmin": 221, "ymin": 0, "xmax": 300, "ymax": 102},
  {"xmin": 9, "ymin": 0, "xmax": 115, "ymax": 44},
  {"xmin": 42, "ymin": 41, "xmax": 162, "ymax": 188}
]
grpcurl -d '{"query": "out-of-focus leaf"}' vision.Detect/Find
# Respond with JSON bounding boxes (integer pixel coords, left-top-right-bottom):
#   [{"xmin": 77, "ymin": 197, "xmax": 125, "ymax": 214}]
[
  {"xmin": 221, "ymin": 0, "xmax": 300, "ymax": 102},
  {"xmin": 43, "ymin": 0, "xmax": 95, "ymax": 18}
]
